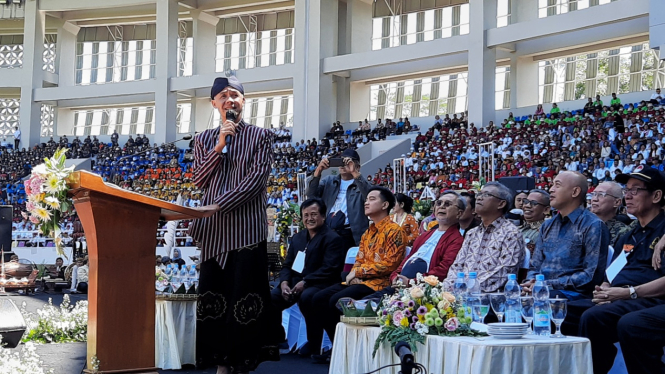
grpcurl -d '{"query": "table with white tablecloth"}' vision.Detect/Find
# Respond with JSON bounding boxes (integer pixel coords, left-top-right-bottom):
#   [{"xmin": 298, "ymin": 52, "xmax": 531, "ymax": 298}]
[
  {"xmin": 155, "ymin": 299, "xmax": 197, "ymax": 370},
  {"xmin": 329, "ymin": 323, "xmax": 592, "ymax": 374}
]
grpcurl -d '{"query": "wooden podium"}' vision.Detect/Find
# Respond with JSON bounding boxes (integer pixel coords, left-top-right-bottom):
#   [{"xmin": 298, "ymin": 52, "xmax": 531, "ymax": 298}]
[{"xmin": 67, "ymin": 171, "xmax": 206, "ymax": 373}]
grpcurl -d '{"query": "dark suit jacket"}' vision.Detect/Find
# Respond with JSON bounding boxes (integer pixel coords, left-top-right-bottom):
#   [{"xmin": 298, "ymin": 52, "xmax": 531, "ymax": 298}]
[
  {"xmin": 279, "ymin": 225, "xmax": 345, "ymax": 286},
  {"xmin": 390, "ymin": 224, "xmax": 464, "ymax": 282}
]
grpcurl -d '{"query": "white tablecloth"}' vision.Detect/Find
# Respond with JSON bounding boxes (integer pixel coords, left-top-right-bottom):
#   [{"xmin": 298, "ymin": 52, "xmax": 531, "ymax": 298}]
[
  {"xmin": 329, "ymin": 324, "xmax": 592, "ymax": 374},
  {"xmin": 155, "ymin": 299, "xmax": 197, "ymax": 370}
]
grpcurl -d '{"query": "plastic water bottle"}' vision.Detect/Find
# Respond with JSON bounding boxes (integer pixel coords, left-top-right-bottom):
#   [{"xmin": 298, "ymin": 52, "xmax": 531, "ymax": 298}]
[
  {"xmin": 453, "ymin": 272, "xmax": 468, "ymax": 306},
  {"xmin": 533, "ymin": 274, "xmax": 551, "ymax": 337},
  {"xmin": 504, "ymin": 274, "xmax": 521, "ymax": 323},
  {"xmin": 467, "ymin": 272, "xmax": 480, "ymax": 295}
]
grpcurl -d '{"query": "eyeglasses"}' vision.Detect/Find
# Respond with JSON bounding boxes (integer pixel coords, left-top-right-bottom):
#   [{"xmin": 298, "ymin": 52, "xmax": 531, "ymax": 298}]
[
  {"xmin": 521, "ymin": 199, "xmax": 549, "ymax": 208},
  {"xmin": 624, "ymin": 186, "xmax": 650, "ymax": 196},
  {"xmin": 476, "ymin": 192, "xmax": 505, "ymax": 201},
  {"xmin": 590, "ymin": 191, "xmax": 621, "ymax": 199},
  {"xmin": 435, "ymin": 200, "xmax": 459, "ymax": 209}
]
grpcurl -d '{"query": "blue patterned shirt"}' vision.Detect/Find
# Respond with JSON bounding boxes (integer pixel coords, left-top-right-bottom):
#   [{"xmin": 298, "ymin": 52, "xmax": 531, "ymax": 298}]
[{"xmin": 527, "ymin": 206, "xmax": 609, "ymax": 297}]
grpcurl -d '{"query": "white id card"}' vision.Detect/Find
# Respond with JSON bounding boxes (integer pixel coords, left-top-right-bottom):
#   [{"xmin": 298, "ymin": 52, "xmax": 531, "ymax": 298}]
[
  {"xmin": 292, "ymin": 251, "xmax": 306, "ymax": 274},
  {"xmin": 606, "ymin": 250, "xmax": 627, "ymax": 283}
]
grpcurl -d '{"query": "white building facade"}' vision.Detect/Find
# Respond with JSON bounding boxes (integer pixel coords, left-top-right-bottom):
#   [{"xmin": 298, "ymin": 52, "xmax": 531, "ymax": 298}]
[{"xmin": 0, "ymin": 0, "xmax": 663, "ymax": 147}]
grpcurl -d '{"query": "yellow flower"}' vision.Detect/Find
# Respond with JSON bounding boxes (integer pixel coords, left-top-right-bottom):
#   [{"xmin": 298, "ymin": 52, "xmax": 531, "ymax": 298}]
[
  {"xmin": 44, "ymin": 197, "xmax": 60, "ymax": 209},
  {"xmin": 400, "ymin": 317, "xmax": 409, "ymax": 327},
  {"xmin": 45, "ymin": 174, "xmax": 62, "ymax": 194},
  {"xmin": 418, "ymin": 315, "xmax": 425, "ymax": 323},
  {"xmin": 36, "ymin": 193, "xmax": 46, "ymax": 202},
  {"xmin": 425, "ymin": 303, "xmax": 435, "ymax": 311},
  {"xmin": 385, "ymin": 317, "xmax": 391, "ymax": 326},
  {"xmin": 34, "ymin": 207, "xmax": 51, "ymax": 222}
]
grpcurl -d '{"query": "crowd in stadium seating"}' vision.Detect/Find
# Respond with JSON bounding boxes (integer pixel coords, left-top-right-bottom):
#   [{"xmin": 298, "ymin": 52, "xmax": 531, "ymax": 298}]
[{"xmin": 5, "ymin": 90, "xmax": 665, "ymax": 247}]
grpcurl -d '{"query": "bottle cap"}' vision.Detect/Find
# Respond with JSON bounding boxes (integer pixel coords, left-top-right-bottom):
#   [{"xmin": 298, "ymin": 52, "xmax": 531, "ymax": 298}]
[
  {"xmin": 469, "ymin": 272, "xmax": 477, "ymax": 278},
  {"xmin": 457, "ymin": 272, "xmax": 465, "ymax": 278},
  {"xmin": 536, "ymin": 274, "xmax": 545, "ymax": 281},
  {"xmin": 507, "ymin": 274, "xmax": 516, "ymax": 280}
]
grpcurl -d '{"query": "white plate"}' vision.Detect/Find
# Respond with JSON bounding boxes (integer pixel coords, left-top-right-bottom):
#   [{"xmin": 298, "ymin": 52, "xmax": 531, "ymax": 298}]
[
  {"xmin": 490, "ymin": 334, "xmax": 524, "ymax": 339},
  {"xmin": 488, "ymin": 323, "xmax": 528, "ymax": 328},
  {"xmin": 488, "ymin": 328, "xmax": 528, "ymax": 333}
]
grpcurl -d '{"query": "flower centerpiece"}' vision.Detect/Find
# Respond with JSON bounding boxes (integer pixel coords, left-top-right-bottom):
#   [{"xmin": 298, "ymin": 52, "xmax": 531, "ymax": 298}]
[
  {"xmin": 275, "ymin": 202, "xmax": 303, "ymax": 259},
  {"xmin": 22, "ymin": 148, "xmax": 75, "ymax": 256},
  {"xmin": 373, "ymin": 274, "xmax": 487, "ymax": 357},
  {"xmin": 411, "ymin": 199, "xmax": 433, "ymax": 222}
]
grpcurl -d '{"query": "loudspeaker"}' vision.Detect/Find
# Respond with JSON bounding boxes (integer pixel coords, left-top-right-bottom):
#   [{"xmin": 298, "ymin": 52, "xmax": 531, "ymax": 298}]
[
  {"xmin": 498, "ymin": 176, "xmax": 536, "ymax": 196},
  {"xmin": 0, "ymin": 205, "xmax": 11, "ymax": 253},
  {"xmin": 0, "ymin": 298, "xmax": 27, "ymax": 348}
]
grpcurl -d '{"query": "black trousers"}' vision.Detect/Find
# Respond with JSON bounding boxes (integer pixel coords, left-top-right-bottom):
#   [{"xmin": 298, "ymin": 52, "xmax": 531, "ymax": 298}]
[
  {"xmin": 562, "ymin": 298, "xmax": 665, "ymax": 374},
  {"xmin": 618, "ymin": 304, "xmax": 665, "ymax": 374},
  {"xmin": 309, "ymin": 283, "xmax": 374, "ymax": 351},
  {"xmin": 14, "ymin": 139, "xmax": 19, "ymax": 149}
]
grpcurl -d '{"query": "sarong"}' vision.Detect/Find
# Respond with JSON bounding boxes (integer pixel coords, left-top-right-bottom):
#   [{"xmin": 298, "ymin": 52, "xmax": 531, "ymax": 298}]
[{"xmin": 196, "ymin": 241, "xmax": 282, "ymax": 372}]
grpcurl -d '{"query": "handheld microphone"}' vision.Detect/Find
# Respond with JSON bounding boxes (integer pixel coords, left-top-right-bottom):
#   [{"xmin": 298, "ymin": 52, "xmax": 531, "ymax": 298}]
[
  {"xmin": 225, "ymin": 110, "xmax": 238, "ymax": 145},
  {"xmin": 394, "ymin": 341, "xmax": 415, "ymax": 374}
]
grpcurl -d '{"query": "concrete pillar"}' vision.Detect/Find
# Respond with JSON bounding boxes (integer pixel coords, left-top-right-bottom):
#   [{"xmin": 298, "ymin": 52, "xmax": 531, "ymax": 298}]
[
  {"xmin": 192, "ymin": 97, "xmax": 214, "ymax": 134},
  {"xmin": 293, "ymin": 0, "xmax": 338, "ymax": 142},
  {"xmin": 513, "ymin": 0, "xmax": 539, "ymax": 23},
  {"xmin": 153, "ymin": 0, "xmax": 178, "ymax": 144},
  {"xmin": 19, "ymin": 0, "xmax": 45, "ymax": 148},
  {"xmin": 347, "ymin": 0, "xmax": 373, "ymax": 54},
  {"xmin": 510, "ymin": 55, "xmax": 539, "ymax": 109},
  {"xmin": 350, "ymin": 81, "xmax": 370, "ymax": 122},
  {"xmin": 650, "ymin": 0, "xmax": 665, "ymax": 54},
  {"xmin": 55, "ymin": 21, "xmax": 80, "ymax": 86},
  {"xmin": 335, "ymin": 75, "xmax": 350, "ymax": 123},
  {"xmin": 467, "ymin": 0, "xmax": 497, "ymax": 128},
  {"xmin": 191, "ymin": 10, "xmax": 219, "ymax": 75},
  {"xmin": 56, "ymin": 108, "xmax": 76, "ymax": 137}
]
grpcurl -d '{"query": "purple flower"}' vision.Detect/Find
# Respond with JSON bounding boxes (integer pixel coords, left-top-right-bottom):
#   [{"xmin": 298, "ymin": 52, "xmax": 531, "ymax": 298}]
[
  {"xmin": 404, "ymin": 309, "xmax": 412, "ymax": 317},
  {"xmin": 412, "ymin": 316, "xmax": 419, "ymax": 323},
  {"xmin": 417, "ymin": 306, "xmax": 428, "ymax": 316},
  {"xmin": 382, "ymin": 309, "xmax": 389, "ymax": 316},
  {"xmin": 408, "ymin": 300, "xmax": 416, "ymax": 308},
  {"xmin": 410, "ymin": 323, "xmax": 416, "ymax": 330},
  {"xmin": 396, "ymin": 301, "xmax": 405, "ymax": 308}
]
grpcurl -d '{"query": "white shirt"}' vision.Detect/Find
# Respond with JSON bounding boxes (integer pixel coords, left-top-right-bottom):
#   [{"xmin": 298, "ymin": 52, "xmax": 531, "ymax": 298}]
[
  {"xmin": 651, "ymin": 92, "xmax": 663, "ymax": 101},
  {"xmin": 331, "ymin": 178, "xmax": 353, "ymax": 225},
  {"xmin": 407, "ymin": 230, "xmax": 446, "ymax": 269},
  {"xmin": 13, "ymin": 129, "xmax": 20, "ymax": 140},
  {"xmin": 594, "ymin": 167, "xmax": 608, "ymax": 180},
  {"xmin": 622, "ymin": 164, "xmax": 635, "ymax": 174}
]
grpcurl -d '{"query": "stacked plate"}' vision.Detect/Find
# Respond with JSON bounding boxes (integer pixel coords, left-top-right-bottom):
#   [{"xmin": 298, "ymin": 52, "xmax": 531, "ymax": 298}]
[{"xmin": 487, "ymin": 323, "xmax": 528, "ymax": 339}]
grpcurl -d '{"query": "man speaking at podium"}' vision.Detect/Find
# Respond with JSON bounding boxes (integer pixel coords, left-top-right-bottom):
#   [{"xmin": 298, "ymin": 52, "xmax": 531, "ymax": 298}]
[{"xmin": 189, "ymin": 76, "xmax": 281, "ymax": 373}]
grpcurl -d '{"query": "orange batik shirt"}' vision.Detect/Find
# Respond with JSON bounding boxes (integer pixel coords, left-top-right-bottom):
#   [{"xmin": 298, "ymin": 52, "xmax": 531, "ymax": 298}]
[{"xmin": 351, "ymin": 216, "xmax": 408, "ymax": 291}]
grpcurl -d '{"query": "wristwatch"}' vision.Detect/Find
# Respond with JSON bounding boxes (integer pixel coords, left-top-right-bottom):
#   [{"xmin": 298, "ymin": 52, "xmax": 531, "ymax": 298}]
[{"xmin": 629, "ymin": 286, "xmax": 637, "ymax": 300}]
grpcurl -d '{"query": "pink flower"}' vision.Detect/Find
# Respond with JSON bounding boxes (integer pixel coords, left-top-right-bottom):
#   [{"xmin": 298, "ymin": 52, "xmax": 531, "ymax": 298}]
[
  {"xmin": 25, "ymin": 201, "xmax": 35, "ymax": 212},
  {"xmin": 393, "ymin": 311, "xmax": 404, "ymax": 327},
  {"xmin": 24, "ymin": 180, "xmax": 32, "ymax": 195},
  {"xmin": 21, "ymin": 212, "xmax": 28, "ymax": 219},
  {"xmin": 29, "ymin": 216, "xmax": 40, "ymax": 224},
  {"xmin": 30, "ymin": 177, "xmax": 43, "ymax": 194},
  {"xmin": 444, "ymin": 317, "xmax": 460, "ymax": 332}
]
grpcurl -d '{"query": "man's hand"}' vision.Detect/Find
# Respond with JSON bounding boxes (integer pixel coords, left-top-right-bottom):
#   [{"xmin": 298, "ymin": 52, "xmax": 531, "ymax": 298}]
[
  {"xmin": 314, "ymin": 158, "xmax": 329, "ymax": 178},
  {"xmin": 653, "ymin": 235, "xmax": 665, "ymax": 270},
  {"xmin": 392, "ymin": 275, "xmax": 409, "ymax": 287},
  {"xmin": 348, "ymin": 278, "xmax": 363, "ymax": 285},
  {"xmin": 291, "ymin": 281, "xmax": 305, "ymax": 296},
  {"xmin": 344, "ymin": 157, "xmax": 361, "ymax": 179},
  {"xmin": 593, "ymin": 285, "xmax": 630, "ymax": 305},
  {"xmin": 280, "ymin": 281, "xmax": 292, "ymax": 301},
  {"xmin": 193, "ymin": 204, "xmax": 221, "ymax": 218},
  {"xmin": 215, "ymin": 119, "xmax": 239, "ymax": 153},
  {"xmin": 345, "ymin": 270, "xmax": 356, "ymax": 285},
  {"xmin": 520, "ymin": 280, "xmax": 535, "ymax": 295}
]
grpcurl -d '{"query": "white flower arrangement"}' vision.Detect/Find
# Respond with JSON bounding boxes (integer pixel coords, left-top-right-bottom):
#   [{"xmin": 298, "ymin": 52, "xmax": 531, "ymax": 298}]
[
  {"xmin": 21, "ymin": 295, "xmax": 88, "ymax": 344},
  {"xmin": 0, "ymin": 340, "xmax": 54, "ymax": 374},
  {"xmin": 22, "ymin": 148, "xmax": 75, "ymax": 257}
]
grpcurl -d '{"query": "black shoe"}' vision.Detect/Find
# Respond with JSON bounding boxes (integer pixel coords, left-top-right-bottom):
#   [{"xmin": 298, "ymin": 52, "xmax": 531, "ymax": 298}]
[
  {"xmin": 298, "ymin": 342, "xmax": 312, "ymax": 357},
  {"xmin": 311, "ymin": 349, "xmax": 331, "ymax": 364}
]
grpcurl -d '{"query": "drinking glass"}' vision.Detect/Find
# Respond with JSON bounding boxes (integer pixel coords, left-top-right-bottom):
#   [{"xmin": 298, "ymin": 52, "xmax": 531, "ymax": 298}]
[
  {"xmin": 549, "ymin": 298, "xmax": 567, "ymax": 338},
  {"xmin": 490, "ymin": 293, "xmax": 506, "ymax": 323},
  {"xmin": 472, "ymin": 294, "xmax": 490, "ymax": 323},
  {"xmin": 520, "ymin": 296, "xmax": 535, "ymax": 334}
]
